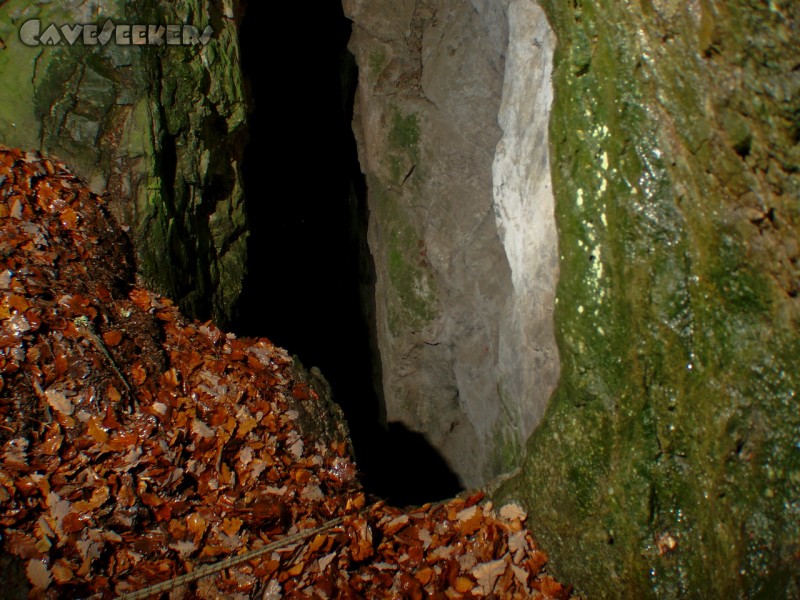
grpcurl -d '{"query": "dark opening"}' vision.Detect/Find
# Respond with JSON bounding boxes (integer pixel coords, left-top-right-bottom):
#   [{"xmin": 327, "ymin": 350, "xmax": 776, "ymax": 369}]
[{"xmin": 232, "ymin": 2, "xmax": 462, "ymax": 506}]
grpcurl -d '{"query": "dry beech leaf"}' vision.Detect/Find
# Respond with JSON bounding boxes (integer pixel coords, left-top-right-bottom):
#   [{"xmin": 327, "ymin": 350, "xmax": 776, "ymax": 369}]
[
  {"xmin": 169, "ymin": 540, "xmax": 197, "ymax": 559},
  {"xmin": 3, "ymin": 437, "xmax": 27, "ymax": 465},
  {"xmin": 456, "ymin": 505, "xmax": 478, "ymax": 523},
  {"xmin": 383, "ymin": 514, "xmax": 409, "ymax": 535},
  {"xmin": 317, "ymin": 552, "xmax": 336, "ymax": 572},
  {"xmin": 262, "ymin": 580, "xmax": 282, "ymax": 600},
  {"xmin": 102, "ymin": 330, "xmax": 123, "ymax": 346},
  {"xmin": 74, "ymin": 486, "xmax": 109, "ymax": 513},
  {"xmin": 45, "ymin": 388, "xmax": 73, "ymax": 415},
  {"xmin": 130, "ymin": 363, "xmax": 147, "ymax": 385},
  {"xmin": 6, "ymin": 530, "xmax": 41, "ymax": 560},
  {"xmin": 86, "ymin": 417, "xmax": 108, "ymax": 443},
  {"xmin": 472, "ymin": 558, "xmax": 507, "ymax": 595},
  {"xmin": 349, "ymin": 518, "xmax": 374, "ymax": 562},
  {"xmin": 237, "ymin": 416, "xmax": 258, "ymax": 437},
  {"xmin": 163, "ymin": 368, "xmax": 180, "ymax": 387},
  {"xmin": 456, "ymin": 505, "xmax": 483, "ymax": 536},
  {"xmin": 26, "ymin": 559, "xmax": 51, "ymax": 589},
  {"xmin": 309, "ymin": 533, "xmax": 327, "ymax": 554},
  {"xmin": 538, "ymin": 574, "xmax": 568, "ymax": 598},
  {"xmin": 454, "ymin": 576, "xmax": 474, "ymax": 593},
  {"xmin": 106, "ymin": 385, "xmax": 122, "ymax": 402},
  {"xmin": 416, "ymin": 567, "xmax": 434, "ymax": 585},
  {"xmin": 511, "ymin": 564, "xmax": 531, "ymax": 593},
  {"xmin": 187, "ymin": 513, "xmax": 208, "ymax": 539},
  {"xmin": 508, "ymin": 530, "xmax": 529, "ymax": 559},
  {"xmin": 52, "ymin": 559, "xmax": 74, "ymax": 584},
  {"xmin": 191, "ymin": 418, "xmax": 215, "ymax": 439},
  {"xmin": 222, "ymin": 517, "xmax": 243, "ymax": 537},
  {"xmin": 288, "ymin": 438, "xmax": 304, "ymax": 459},
  {"xmin": 499, "ymin": 503, "xmax": 527, "ymax": 522}
]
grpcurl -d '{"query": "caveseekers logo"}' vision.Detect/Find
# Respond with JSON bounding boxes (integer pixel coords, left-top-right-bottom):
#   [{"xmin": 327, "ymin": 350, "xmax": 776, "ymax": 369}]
[{"xmin": 19, "ymin": 19, "xmax": 214, "ymax": 47}]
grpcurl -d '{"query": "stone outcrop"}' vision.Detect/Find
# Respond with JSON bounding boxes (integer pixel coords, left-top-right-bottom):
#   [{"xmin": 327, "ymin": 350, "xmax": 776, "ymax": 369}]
[
  {"xmin": 347, "ymin": 0, "xmax": 800, "ymax": 595},
  {"xmin": 0, "ymin": 0, "xmax": 248, "ymax": 324},
  {"xmin": 344, "ymin": 0, "xmax": 559, "ymax": 487},
  {"xmin": 498, "ymin": 0, "xmax": 800, "ymax": 597}
]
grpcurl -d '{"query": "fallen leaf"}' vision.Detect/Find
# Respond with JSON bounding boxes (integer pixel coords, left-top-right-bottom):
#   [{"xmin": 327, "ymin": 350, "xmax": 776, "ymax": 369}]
[
  {"xmin": 45, "ymin": 388, "xmax": 74, "ymax": 415},
  {"xmin": 86, "ymin": 417, "xmax": 108, "ymax": 443},
  {"xmin": 383, "ymin": 514, "xmax": 409, "ymax": 535},
  {"xmin": 102, "ymin": 330, "xmax": 123, "ymax": 346},
  {"xmin": 5, "ymin": 530, "xmax": 41, "ymax": 560},
  {"xmin": 262, "ymin": 579, "xmax": 282, "ymax": 600},
  {"xmin": 130, "ymin": 363, "xmax": 147, "ymax": 385},
  {"xmin": 499, "ymin": 503, "xmax": 527, "ymax": 523},
  {"xmin": 472, "ymin": 558, "xmax": 507, "ymax": 595},
  {"xmin": 191, "ymin": 418, "xmax": 215, "ymax": 439},
  {"xmin": 74, "ymin": 486, "xmax": 110, "ymax": 513},
  {"xmin": 187, "ymin": 513, "xmax": 208, "ymax": 539},
  {"xmin": 26, "ymin": 559, "xmax": 51, "ymax": 590},
  {"xmin": 454, "ymin": 576, "xmax": 474, "ymax": 593},
  {"xmin": 456, "ymin": 505, "xmax": 482, "ymax": 536},
  {"xmin": 52, "ymin": 559, "xmax": 74, "ymax": 583},
  {"xmin": 169, "ymin": 540, "xmax": 197, "ymax": 559},
  {"xmin": 309, "ymin": 533, "xmax": 327, "ymax": 554},
  {"xmin": 3, "ymin": 437, "xmax": 28, "ymax": 466},
  {"xmin": 317, "ymin": 551, "xmax": 336, "ymax": 572},
  {"xmin": 222, "ymin": 517, "xmax": 243, "ymax": 537}
]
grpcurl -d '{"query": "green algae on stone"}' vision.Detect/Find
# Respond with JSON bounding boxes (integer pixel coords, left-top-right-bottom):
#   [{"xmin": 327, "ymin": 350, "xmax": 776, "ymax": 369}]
[
  {"xmin": 386, "ymin": 106, "xmax": 420, "ymax": 186},
  {"xmin": 0, "ymin": 0, "xmax": 248, "ymax": 326},
  {"xmin": 497, "ymin": 0, "xmax": 800, "ymax": 598},
  {"xmin": 368, "ymin": 47, "xmax": 387, "ymax": 75},
  {"xmin": 370, "ymin": 178, "xmax": 437, "ymax": 335}
]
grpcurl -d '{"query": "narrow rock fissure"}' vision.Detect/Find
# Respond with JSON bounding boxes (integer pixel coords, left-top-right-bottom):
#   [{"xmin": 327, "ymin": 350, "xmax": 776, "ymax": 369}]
[{"xmin": 231, "ymin": 2, "xmax": 462, "ymax": 506}]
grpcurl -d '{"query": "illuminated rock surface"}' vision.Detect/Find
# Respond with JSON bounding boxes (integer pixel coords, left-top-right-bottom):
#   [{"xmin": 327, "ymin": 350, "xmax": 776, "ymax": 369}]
[{"xmin": 345, "ymin": 0, "xmax": 559, "ymax": 487}]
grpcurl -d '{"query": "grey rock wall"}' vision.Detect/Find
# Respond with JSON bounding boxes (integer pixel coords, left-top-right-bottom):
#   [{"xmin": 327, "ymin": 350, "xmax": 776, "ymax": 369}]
[{"xmin": 345, "ymin": 0, "xmax": 558, "ymax": 486}]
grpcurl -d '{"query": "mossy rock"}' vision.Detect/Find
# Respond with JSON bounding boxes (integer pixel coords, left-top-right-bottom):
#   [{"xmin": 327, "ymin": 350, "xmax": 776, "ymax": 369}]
[
  {"xmin": 0, "ymin": 0, "xmax": 248, "ymax": 325},
  {"xmin": 497, "ymin": 1, "xmax": 800, "ymax": 597}
]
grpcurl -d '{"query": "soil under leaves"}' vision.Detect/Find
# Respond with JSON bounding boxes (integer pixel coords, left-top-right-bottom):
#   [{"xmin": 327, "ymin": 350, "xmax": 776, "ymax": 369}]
[{"xmin": 0, "ymin": 146, "xmax": 571, "ymax": 599}]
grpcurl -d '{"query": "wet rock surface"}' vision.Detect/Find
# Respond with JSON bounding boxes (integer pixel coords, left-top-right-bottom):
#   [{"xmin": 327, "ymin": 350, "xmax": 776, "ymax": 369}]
[
  {"xmin": 0, "ymin": 0, "xmax": 248, "ymax": 325},
  {"xmin": 498, "ymin": 1, "xmax": 800, "ymax": 597}
]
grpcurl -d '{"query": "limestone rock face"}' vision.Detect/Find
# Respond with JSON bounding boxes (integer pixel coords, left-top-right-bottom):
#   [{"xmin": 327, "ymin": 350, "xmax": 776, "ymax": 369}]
[
  {"xmin": 498, "ymin": 1, "xmax": 800, "ymax": 597},
  {"xmin": 345, "ymin": 0, "xmax": 559, "ymax": 486},
  {"xmin": 0, "ymin": 0, "xmax": 248, "ymax": 324}
]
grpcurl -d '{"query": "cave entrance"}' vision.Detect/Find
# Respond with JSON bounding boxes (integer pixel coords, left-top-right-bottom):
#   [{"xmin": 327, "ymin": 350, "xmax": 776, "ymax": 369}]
[{"xmin": 231, "ymin": 2, "xmax": 462, "ymax": 506}]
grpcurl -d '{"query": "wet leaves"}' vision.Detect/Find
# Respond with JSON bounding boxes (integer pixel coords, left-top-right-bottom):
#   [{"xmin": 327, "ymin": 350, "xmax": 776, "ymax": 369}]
[{"xmin": 0, "ymin": 146, "xmax": 571, "ymax": 599}]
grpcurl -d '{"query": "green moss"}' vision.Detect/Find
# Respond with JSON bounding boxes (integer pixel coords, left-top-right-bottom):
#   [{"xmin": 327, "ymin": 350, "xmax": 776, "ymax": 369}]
[
  {"xmin": 389, "ymin": 155, "xmax": 404, "ymax": 186},
  {"xmin": 368, "ymin": 47, "xmax": 386, "ymax": 74},
  {"xmin": 0, "ymin": 0, "xmax": 249, "ymax": 326},
  {"xmin": 384, "ymin": 106, "xmax": 421, "ymax": 186},
  {"xmin": 497, "ymin": 0, "xmax": 800, "ymax": 597},
  {"xmin": 490, "ymin": 428, "xmax": 522, "ymax": 476},
  {"xmin": 388, "ymin": 108, "xmax": 420, "ymax": 151},
  {"xmin": 0, "ymin": 8, "xmax": 46, "ymax": 149},
  {"xmin": 371, "ymin": 179, "xmax": 436, "ymax": 335},
  {"xmin": 490, "ymin": 382, "xmax": 528, "ymax": 474}
]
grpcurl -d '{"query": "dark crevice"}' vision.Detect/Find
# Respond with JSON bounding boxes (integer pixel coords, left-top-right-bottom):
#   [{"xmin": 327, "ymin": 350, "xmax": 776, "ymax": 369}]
[{"xmin": 231, "ymin": 1, "xmax": 461, "ymax": 507}]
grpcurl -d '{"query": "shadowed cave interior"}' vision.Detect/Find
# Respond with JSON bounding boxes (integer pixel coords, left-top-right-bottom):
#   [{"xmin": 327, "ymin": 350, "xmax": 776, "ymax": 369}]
[{"xmin": 230, "ymin": 2, "xmax": 463, "ymax": 507}]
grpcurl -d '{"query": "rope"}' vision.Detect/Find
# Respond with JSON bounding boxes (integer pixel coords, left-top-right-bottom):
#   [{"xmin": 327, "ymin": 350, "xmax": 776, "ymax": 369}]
[{"xmin": 114, "ymin": 515, "xmax": 348, "ymax": 600}]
